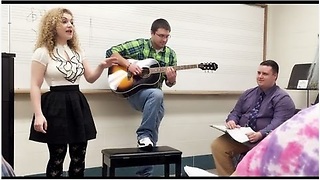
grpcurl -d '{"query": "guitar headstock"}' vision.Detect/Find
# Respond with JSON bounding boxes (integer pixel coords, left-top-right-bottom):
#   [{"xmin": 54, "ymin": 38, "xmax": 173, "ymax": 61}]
[{"xmin": 198, "ymin": 62, "xmax": 218, "ymax": 71}]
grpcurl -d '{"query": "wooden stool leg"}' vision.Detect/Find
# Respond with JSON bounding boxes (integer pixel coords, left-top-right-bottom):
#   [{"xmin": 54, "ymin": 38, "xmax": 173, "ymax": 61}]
[
  {"xmin": 175, "ymin": 158, "xmax": 181, "ymax": 177},
  {"xmin": 102, "ymin": 164, "xmax": 108, "ymax": 177},
  {"xmin": 102, "ymin": 155, "xmax": 107, "ymax": 177},
  {"xmin": 164, "ymin": 164, "xmax": 170, "ymax": 177},
  {"xmin": 109, "ymin": 167, "xmax": 115, "ymax": 177}
]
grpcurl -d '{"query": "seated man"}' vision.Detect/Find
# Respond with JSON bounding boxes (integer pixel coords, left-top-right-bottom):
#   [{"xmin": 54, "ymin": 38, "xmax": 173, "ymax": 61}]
[{"xmin": 211, "ymin": 60, "xmax": 296, "ymax": 176}]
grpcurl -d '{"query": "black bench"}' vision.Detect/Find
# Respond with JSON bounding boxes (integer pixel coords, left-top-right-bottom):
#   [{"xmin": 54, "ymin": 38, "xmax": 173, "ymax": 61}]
[{"xmin": 101, "ymin": 146, "xmax": 182, "ymax": 177}]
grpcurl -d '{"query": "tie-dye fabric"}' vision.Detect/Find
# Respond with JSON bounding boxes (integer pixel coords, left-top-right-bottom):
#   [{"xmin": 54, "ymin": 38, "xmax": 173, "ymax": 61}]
[{"xmin": 235, "ymin": 103, "xmax": 319, "ymax": 176}]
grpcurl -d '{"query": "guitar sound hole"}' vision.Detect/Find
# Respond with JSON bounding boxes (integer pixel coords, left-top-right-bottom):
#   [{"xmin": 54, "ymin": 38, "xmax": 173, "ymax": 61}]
[{"xmin": 141, "ymin": 68, "xmax": 150, "ymax": 78}]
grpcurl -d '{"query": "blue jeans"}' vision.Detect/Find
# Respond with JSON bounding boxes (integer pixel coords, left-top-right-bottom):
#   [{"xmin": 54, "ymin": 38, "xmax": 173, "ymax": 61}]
[{"xmin": 127, "ymin": 88, "xmax": 165, "ymax": 177}]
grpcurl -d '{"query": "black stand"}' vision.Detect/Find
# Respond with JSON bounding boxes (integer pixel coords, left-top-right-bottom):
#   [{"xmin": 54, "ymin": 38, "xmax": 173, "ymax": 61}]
[
  {"xmin": 101, "ymin": 146, "xmax": 182, "ymax": 177},
  {"xmin": 286, "ymin": 63, "xmax": 318, "ymax": 107},
  {"xmin": 2, "ymin": 52, "xmax": 15, "ymax": 168}
]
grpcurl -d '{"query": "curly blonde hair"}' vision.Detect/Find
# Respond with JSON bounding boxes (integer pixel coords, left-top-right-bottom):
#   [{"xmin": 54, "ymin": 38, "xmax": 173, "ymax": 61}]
[{"xmin": 34, "ymin": 7, "xmax": 80, "ymax": 57}]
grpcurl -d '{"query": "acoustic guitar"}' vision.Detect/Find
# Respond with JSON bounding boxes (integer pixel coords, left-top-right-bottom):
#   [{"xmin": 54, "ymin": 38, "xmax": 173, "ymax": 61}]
[{"xmin": 107, "ymin": 58, "xmax": 218, "ymax": 97}]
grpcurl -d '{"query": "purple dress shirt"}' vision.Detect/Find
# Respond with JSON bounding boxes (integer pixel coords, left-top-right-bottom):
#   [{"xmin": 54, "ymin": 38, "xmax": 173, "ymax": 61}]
[{"xmin": 226, "ymin": 84, "xmax": 296, "ymax": 138}]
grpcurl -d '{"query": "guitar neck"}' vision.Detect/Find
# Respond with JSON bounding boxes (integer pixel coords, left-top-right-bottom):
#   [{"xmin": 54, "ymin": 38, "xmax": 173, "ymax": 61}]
[{"xmin": 150, "ymin": 64, "xmax": 198, "ymax": 74}]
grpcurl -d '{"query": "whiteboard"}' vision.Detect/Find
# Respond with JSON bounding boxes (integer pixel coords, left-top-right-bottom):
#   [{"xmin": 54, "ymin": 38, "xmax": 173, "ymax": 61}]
[{"xmin": 1, "ymin": 4, "xmax": 265, "ymax": 91}]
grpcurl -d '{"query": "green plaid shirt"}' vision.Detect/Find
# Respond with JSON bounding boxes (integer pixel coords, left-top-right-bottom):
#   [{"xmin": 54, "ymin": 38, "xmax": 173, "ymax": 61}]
[{"xmin": 106, "ymin": 38, "xmax": 177, "ymax": 88}]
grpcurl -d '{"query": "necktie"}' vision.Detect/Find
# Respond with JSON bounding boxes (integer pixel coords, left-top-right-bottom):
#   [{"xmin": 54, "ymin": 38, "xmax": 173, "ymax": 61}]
[{"xmin": 247, "ymin": 92, "xmax": 265, "ymax": 131}]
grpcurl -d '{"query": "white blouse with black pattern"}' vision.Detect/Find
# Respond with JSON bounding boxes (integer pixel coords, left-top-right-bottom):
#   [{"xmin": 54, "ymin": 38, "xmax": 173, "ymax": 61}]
[{"xmin": 32, "ymin": 44, "xmax": 85, "ymax": 87}]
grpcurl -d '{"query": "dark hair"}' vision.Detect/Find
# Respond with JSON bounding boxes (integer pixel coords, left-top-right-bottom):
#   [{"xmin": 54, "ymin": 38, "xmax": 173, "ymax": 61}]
[
  {"xmin": 151, "ymin": 18, "xmax": 171, "ymax": 33},
  {"xmin": 260, "ymin": 60, "xmax": 279, "ymax": 74}
]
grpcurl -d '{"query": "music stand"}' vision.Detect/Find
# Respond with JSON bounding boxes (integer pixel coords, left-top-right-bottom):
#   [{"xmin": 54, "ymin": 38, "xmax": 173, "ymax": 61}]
[{"xmin": 286, "ymin": 63, "xmax": 318, "ymax": 107}]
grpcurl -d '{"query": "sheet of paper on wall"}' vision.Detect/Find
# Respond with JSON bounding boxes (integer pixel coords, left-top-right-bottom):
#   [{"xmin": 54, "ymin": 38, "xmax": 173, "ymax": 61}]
[
  {"xmin": 297, "ymin": 80, "xmax": 308, "ymax": 89},
  {"xmin": 210, "ymin": 124, "xmax": 254, "ymax": 143},
  {"xmin": 184, "ymin": 165, "xmax": 217, "ymax": 177}
]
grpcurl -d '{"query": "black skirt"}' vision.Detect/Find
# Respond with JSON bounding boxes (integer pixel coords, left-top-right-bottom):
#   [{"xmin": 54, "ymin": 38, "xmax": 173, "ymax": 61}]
[{"xmin": 29, "ymin": 85, "xmax": 97, "ymax": 144}]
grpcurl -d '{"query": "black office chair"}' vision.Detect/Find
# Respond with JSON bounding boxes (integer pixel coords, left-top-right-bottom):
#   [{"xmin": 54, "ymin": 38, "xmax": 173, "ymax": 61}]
[
  {"xmin": 294, "ymin": 93, "xmax": 318, "ymax": 114},
  {"xmin": 313, "ymin": 94, "xmax": 319, "ymax": 105}
]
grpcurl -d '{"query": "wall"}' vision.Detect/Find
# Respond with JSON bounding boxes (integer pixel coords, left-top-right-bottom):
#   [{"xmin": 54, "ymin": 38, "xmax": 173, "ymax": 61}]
[
  {"xmin": 12, "ymin": 4, "xmax": 318, "ymax": 176},
  {"xmin": 15, "ymin": 93, "xmax": 239, "ymax": 175},
  {"xmin": 266, "ymin": 4, "xmax": 319, "ymax": 108},
  {"xmin": 2, "ymin": 4, "xmax": 264, "ymax": 92}
]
